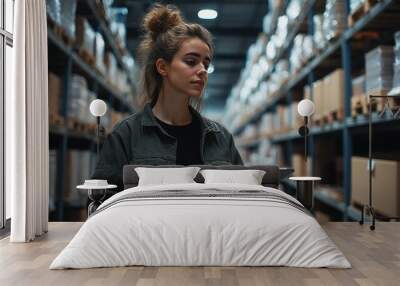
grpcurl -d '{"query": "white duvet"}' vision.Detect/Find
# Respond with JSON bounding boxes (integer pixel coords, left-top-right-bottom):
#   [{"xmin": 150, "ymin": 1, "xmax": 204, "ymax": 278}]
[{"xmin": 50, "ymin": 183, "xmax": 351, "ymax": 269}]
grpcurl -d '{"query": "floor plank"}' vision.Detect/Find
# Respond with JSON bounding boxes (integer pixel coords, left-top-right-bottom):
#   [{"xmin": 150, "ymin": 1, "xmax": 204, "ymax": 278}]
[{"xmin": 0, "ymin": 222, "xmax": 399, "ymax": 286}]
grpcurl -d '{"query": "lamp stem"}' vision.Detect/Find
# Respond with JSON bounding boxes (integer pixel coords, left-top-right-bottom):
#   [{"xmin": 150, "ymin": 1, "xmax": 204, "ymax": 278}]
[
  {"xmin": 368, "ymin": 96, "xmax": 372, "ymax": 207},
  {"xmin": 304, "ymin": 116, "xmax": 308, "ymax": 162},
  {"xmin": 96, "ymin": 116, "xmax": 100, "ymax": 158}
]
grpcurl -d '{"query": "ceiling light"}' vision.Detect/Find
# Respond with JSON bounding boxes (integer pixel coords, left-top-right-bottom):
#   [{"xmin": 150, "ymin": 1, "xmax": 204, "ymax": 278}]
[{"xmin": 198, "ymin": 9, "xmax": 218, "ymax": 20}]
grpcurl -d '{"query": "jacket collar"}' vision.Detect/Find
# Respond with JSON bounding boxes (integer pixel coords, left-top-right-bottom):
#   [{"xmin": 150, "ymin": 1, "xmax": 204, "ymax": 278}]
[{"xmin": 141, "ymin": 103, "xmax": 221, "ymax": 134}]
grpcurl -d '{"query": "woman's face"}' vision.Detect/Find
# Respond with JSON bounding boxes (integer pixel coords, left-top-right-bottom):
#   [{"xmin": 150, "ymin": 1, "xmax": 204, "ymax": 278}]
[{"xmin": 161, "ymin": 37, "xmax": 211, "ymax": 98}]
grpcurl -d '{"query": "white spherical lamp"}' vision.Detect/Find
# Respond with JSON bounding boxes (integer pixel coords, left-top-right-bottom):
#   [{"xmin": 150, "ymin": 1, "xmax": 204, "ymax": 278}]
[
  {"xmin": 90, "ymin": 99, "xmax": 107, "ymax": 117},
  {"xmin": 297, "ymin": 99, "xmax": 315, "ymax": 117},
  {"xmin": 89, "ymin": 99, "xmax": 107, "ymax": 158}
]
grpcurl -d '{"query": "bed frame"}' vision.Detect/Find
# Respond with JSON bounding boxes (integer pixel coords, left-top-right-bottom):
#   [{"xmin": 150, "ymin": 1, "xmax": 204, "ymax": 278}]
[{"xmin": 123, "ymin": 165, "xmax": 293, "ymax": 189}]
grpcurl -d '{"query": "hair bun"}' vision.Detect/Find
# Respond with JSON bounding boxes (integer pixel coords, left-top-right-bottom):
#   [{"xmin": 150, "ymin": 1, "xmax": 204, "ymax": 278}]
[{"xmin": 143, "ymin": 4, "xmax": 183, "ymax": 40}]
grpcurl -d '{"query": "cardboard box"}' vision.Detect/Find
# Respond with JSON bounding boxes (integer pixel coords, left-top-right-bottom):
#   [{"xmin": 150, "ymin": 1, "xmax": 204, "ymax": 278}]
[
  {"xmin": 312, "ymin": 80, "xmax": 324, "ymax": 117},
  {"xmin": 75, "ymin": 17, "xmax": 95, "ymax": 55},
  {"xmin": 291, "ymin": 102, "xmax": 302, "ymax": 129},
  {"xmin": 352, "ymin": 75, "xmax": 365, "ymax": 97},
  {"xmin": 304, "ymin": 85, "xmax": 311, "ymax": 99},
  {"xmin": 323, "ymin": 69, "xmax": 344, "ymax": 113},
  {"xmin": 352, "ymin": 157, "xmax": 400, "ymax": 217},
  {"xmin": 48, "ymin": 72, "xmax": 61, "ymax": 116},
  {"xmin": 277, "ymin": 105, "xmax": 287, "ymax": 130},
  {"xmin": 292, "ymin": 154, "xmax": 306, "ymax": 177}
]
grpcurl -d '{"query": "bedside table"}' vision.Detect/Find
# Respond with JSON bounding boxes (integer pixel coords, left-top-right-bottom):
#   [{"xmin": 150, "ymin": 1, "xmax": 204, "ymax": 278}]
[
  {"xmin": 289, "ymin": 177, "xmax": 321, "ymax": 210},
  {"xmin": 77, "ymin": 182, "xmax": 117, "ymax": 216}
]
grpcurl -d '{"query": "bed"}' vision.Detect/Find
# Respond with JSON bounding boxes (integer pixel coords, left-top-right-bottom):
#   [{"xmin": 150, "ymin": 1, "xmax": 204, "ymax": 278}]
[{"xmin": 50, "ymin": 165, "xmax": 351, "ymax": 269}]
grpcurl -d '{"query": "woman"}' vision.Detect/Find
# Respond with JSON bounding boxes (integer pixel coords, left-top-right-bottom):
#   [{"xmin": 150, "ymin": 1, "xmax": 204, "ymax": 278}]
[{"xmin": 92, "ymin": 4, "xmax": 243, "ymax": 192}]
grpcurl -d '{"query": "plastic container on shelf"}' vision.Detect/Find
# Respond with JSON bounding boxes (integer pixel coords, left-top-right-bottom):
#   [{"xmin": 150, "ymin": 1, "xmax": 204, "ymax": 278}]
[
  {"xmin": 313, "ymin": 14, "xmax": 327, "ymax": 51},
  {"xmin": 123, "ymin": 55, "xmax": 135, "ymax": 73},
  {"xmin": 395, "ymin": 31, "xmax": 400, "ymax": 48},
  {"xmin": 395, "ymin": 46, "xmax": 400, "ymax": 63},
  {"xmin": 275, "ymin": 16, "xmax": 289, "ymax": 48},
  {"xmin": 263, "ymin": 13, "xmax": 273, "ymax": 35},
  {"xmin": 105, "ymin": 52, "xmax": 117, "ymax": 85},
  {"xmin": 323, "ymin": 0, "xmax": 347, "ymax": 41},
  {"xmin": 95, "ymin": 32, "xmax": 106, "ymax": 75},
  {"xmin": 110, "ymin": 21, "xmax": 127, "ymax": 48},
  {"xmin": 75, "ymin": 17, "xmax": 96, "ymax": 55},
  {"xmin": 46, "ymin": 0, "xmax": 61, "ymax": 26},
  {"xmin": 365, "ymin": 46, "xmax": 394, "ymax": 94},
  {"xmin": 60, "ymin": 0, "xmax": 77, "ymax": 40},
  {"xmin": 388, "ymin": 63, "xmax": 400, "ymax": 96},
  {"xmin": 350, "ymin": 0, "xmax": 365, "ymax": 14},
  {"xmin": 286, "ymin": 0, "xmax": 304, "ymax": 23},
  {"xmin": 290, "ymin": 34, "xmax": 306, "ymax": 73},
  {"xmin": 266, "ymin": 38, "xmax": 278, "ymax": 61},
  {"xmin": 69, "ymin": 75, "xmax": 89, "ymax": 122}
]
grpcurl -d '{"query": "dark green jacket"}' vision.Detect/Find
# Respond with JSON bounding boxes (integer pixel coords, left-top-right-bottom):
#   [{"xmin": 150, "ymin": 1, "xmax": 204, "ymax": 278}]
[{"xmin": 92, "ymin": 103, "xmax": 243, "ymax": 191}]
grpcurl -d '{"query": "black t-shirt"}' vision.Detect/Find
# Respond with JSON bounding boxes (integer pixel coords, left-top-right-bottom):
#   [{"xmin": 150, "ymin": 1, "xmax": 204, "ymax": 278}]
[{"xmin": 155, "ymin": 116, "xmax": 203, "ymax": 165}]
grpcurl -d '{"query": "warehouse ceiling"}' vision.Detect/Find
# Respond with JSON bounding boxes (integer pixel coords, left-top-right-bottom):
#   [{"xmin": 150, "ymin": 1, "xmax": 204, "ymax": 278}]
[{"xmin": 113, "ymin": 0, "xmax": 267, "ymax": 117}]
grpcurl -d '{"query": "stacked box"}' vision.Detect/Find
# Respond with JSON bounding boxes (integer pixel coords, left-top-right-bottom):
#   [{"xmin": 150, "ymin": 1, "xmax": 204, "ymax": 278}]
[
  {"xmin": 323, "ymin": 69, "xmax": 344, "ymax": 113},
  {"xmin": 110, "ymin": 21, "xmax": 127, "ymax": 48},
  {"xmin": 352, "ymin": 75, "xmax": 366, "ymax": 97},
  {"xmin": 352, "ymin": 157, "xmax": 400, "ymax": 217},
  {"xmin": 123, "ymin": 55, "xmax": 135, "ymax": 73},
  {"xmin": 48, "ymin": 72, "xmax": 61, "ymax": 116},
  {"xmin": 60, "ymin": 0, "xmax": 77, "ymax": 39},
  {"xmin": 323, "ymin": 0, "xmax": 346, "ymax": 41},
  {"xmin": 365, "ymin": 46, "xmax": 394, "ymax": 94},
  {"xmin": 95, "ymin": 33, "xmax": 106, "ymax": 75},
  {"xmin": 312, "ymin": 80, "xmax": 325, "ymax": 118},
  {"xmin": 292, "ymin": 154, "xmax": 306, "ymax": 177},
  {"xmin": 291, "ymin": 102, "xmax": 302, "ymax": 129},
  {"xmin": 115, "ymin": 69, "xmax": 129, "ymax": 93},
  {"xmin": 69, "ymin": 75, "xmax": 89, "ymax": 122},
  {"xmin": 75, "ymin": 17, "xmax": 96, "ymax": 55},
  {"xmin": 277, "ymin": 105, "xmax": 287, "ymax": 130},
  {"xmin": 105, "ymin": 52, "xmax": 117, "ymax": 84},
  {"xmin": 259, "ymin": 113, "xmax": 274, "ymax": 134},
  {"xmin": 272, "ymin": 111, "xmax": 281, "ymax": 131}
]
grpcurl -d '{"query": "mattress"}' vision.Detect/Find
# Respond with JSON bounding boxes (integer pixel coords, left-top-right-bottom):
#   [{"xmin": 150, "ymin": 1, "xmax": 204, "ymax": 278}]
[{"xmin": 50, "ymin": 183, "xmax": 351, "ymax": 269}]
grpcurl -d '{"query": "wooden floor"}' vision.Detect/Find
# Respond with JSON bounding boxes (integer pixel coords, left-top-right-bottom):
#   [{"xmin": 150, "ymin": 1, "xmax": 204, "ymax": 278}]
[{"xmin": 0, "ymin": 222, "xmax": 399, "ymax": 286}]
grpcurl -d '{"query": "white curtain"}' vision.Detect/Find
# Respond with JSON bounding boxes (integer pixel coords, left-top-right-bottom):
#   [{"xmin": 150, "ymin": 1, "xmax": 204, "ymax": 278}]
[{"xmin": 7, "ymin": 0, "xmax": 49, "ymax": 242}]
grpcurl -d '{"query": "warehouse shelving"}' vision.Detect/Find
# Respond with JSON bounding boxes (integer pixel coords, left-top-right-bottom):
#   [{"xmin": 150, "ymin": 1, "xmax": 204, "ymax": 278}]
[
  {"xmin": 233, "ymin": 0, "xmax": 397, "ymax": 136},
  {"xmin": 281, "ymin": 178, "xmax": 361, "ymax": 221},
  {"xmin": 260, "ymin": 0, "xmax": 316, "ymax": 84},
  {"xmin": 48, "ymin": 28, "xmax": 134, "ymax": 112},
  {"xmin": 47, "ymin": 1, "xmax": 137, "ymax": 221},
  {"xmin": 234, "ymin": 0, "xmax": 400, "ymax": 220},
  {"xmin": 238, "ymin": 112, "xmax": 400, "ymax": 147},
  {"xmin": 85, "ymin": 0, "xmax": 136, "ymax": 92}
]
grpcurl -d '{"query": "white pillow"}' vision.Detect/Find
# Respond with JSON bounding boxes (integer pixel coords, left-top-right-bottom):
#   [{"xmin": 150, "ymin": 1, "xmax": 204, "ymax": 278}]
[
  {"xmin": 200, "ymin": 169, "xmax": 266, "ymax": 185},
  {"xmin": 135, "ymin": 167, "xmax": 201, "ymax": 186}
]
